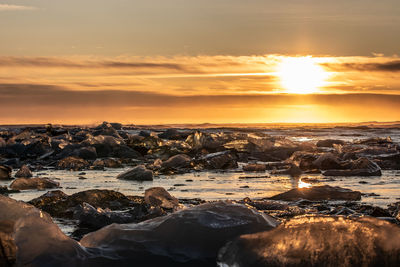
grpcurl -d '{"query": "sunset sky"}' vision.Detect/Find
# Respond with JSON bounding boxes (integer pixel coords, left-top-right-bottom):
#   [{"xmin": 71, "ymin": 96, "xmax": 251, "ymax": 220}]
[{"xmin": 1, "ymin": 0, "xmax": 399, "ymax": 124}]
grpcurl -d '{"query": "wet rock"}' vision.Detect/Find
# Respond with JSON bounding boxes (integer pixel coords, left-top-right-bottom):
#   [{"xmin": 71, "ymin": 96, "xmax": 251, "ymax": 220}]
[
  {"xmin": 117, "ymin": 165, "xmax": 153, "ymax": 181},
  {"xmin": 243, "ymin": 164, "xmax": 267, "ymax": 172},
  {"xmin": 323, "ymin": 157, "xmax": 382, "ymax": 176},
  {"xmin": 15, "ymin": 164, "xmax": 32, "ymax": 178},
  {"xmin": 0, "ymin": 220, "xmax": 16, "ymax": 266},
  {"xmin": 186, "ymin": 131, "xmax": 223, "ymax": 151},
  {"xmin": 74, "ymin": 202, "xmax": 147, "ymax": 231},
  {"xmin": 158, "ymin": 129, "xmax": 182, "ymax": 140},
  {"xmin": 198, "ymin": 150, "xmax": 238, "ymax": 169},
  {"xmin": 271, "ymin": 164, "xmax": 302, "ymax": 177},
  {"xmin": 144, "ymin": 187, "xmax": 179, "ymax": 209},
  {"xmin": 313, "ymin": 153, "xmax": 345, "ymax": 170},
  {"xmin": 10, "ymin": 178, "xmax": 59, "ymax": 190},
  {"xmin": 80, "ymin": 202, "xmax": 278, "ymax": 266},
  {"xmin": 0, "ymin": 165, "xmax": 12, "ymax": 180},
  {"xmin": 269, "ymin": 185, "xmax": 361, "ymax": 201},
  {"xmin": 218, "ymin": 216, "xmax": 400, "ymax": 267},
  {"xmin": 29, "ymin": 189, "xmax": 140, "ymax": 218},
  {"xmin": 161, "ymin": 154, "xmax": 192, "ymax": 169},
  {"xmin": 316, "ymin": 139, "xmax": 346, "ymax": 147},
  {"xmin": 57, "ymin": 156, "xmax": 89, "ymax": 171},
  {"xmin": 0, "ymin": 186, "xmax": 20, "ymax": 195},
  {"xmin": 77, "ymin": 146, "xmax": 97, "ymax": 160},
  {"xmin": 111, "ymin": 145, "xmax": 141, "ymax": 159},
  {"xmin": 93, "ymin": 158, "xmax": 122, "ymax": 168}
]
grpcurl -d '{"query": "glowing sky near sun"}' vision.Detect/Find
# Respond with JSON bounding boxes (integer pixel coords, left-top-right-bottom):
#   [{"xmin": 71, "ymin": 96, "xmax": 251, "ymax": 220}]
[{"xmin": 0, "ymin": 0, "xmax": 399, "ymax": 124}]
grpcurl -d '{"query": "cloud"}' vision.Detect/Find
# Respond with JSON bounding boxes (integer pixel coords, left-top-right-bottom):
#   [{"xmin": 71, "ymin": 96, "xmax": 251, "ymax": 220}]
[
  {"xmin": 322, "ymin": 60, "xmax": 400, "ymax": 72},
  {"xmin": 0, "ymin": 4, "xmax": 36, "ymax": 11}
]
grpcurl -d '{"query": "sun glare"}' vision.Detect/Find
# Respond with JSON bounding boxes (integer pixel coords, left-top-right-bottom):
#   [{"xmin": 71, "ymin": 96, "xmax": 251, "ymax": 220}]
[{"xmin": 278, "ymin": 57, "xmax": 328, "ymax": 94}]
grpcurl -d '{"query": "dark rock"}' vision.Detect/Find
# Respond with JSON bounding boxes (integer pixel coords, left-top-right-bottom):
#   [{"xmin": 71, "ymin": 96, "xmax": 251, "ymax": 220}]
[
  {"xmin": 144, "ymin": 187, "xmax": 179, "ymax": 209},
  {"xmin": 117, "ymin": 165, "xmax": 153, "ymax": 181},
  {"xmin": 57, "ymin": 156, "xmax": 89, "ymax": 171},
  {"xmin": 316, "ymin": 139, "xmax": 346, "ymax": 147},
  {"xmin": 15, "ymin": 165, "xmax": 32, "ymax": 178},
  {"xmin": 29, "ymin": 189, "xmax": 140, "ymax": 218},
  {"xmin": 243, "ymin": 164, "xmax": 266, "ymax": 172},
  {"xmin": 0, "ymin": 186, "xmax": 19, "ymax": 195},
  {"xmin": 93, "ymin": 158, "xmax": 122, "ymax": 168},
  {"xmin": 323, "ymin": 157, "xmax": 382, "ymax": 176},
  {"xmin": 112, "ymin": 145, "xmax": 142, "ymax": 159},
  {"xmin": 10, "ymin": 178, "xmax": 59, "ymax": 190},
  {"xmin": 80, "ymin": 202, "xmax": 278, "ymax": 266},
  {"xmin": 218, "ymin": 216, "xmax": 400, "ymax": 267},
  {"xmin": 161, "ymin": 154, "xmax": 192, "ymax": 169},
  {"xmin": 0, "ymin": 165, "xmax": 12, "ymax": 180},
  {"xmin": 271, "ymin": 164, "xmax": 302, "ymax": 177},
  {"xmin": 0, "ymin": 220, "xmax": 16, "ymax": 266},
  {"xmin": 158, "ymin": 129, "xmax": 182, "ymax": 140},
  {"xmin": 269, "ymin": 185, "xmax": 361, "ymax": 201},
  {"xmin": 77, "ymin": 146, "xmax": 97, "ymax": 160},
  {"xmin": 198, "ymin": 151, "xmax": 238, "ymax": 169}
]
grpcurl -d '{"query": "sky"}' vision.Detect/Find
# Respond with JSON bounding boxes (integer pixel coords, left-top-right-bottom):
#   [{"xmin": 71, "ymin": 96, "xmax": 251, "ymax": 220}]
[{"xmin": 0, "ymin": 0, "xmax": 399, "ymax": 124}]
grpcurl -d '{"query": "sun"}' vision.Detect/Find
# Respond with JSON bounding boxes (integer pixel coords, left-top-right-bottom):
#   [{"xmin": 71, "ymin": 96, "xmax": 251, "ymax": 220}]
[{"xmin": 277, "ymin": 57, "xmax": 328, "ymax": 94}]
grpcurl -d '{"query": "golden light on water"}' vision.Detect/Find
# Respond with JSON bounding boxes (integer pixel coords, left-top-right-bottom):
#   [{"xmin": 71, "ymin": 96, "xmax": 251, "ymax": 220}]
[
  {"xmin": 278, "ymin": 57, "xmax": 329, "ymax": 94},
  {"xmin": 298, "ymin": 178, "xmax": 312, "ymax": 189}
]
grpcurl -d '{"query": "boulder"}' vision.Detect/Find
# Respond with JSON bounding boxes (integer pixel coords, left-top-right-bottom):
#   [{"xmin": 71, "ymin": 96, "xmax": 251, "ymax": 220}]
[
  {"xmin": 117, "ymin": 165, "xmax": 153, "ymax": 181},
  {"xmin": 199, "ymin": 151, "xmax": 238, "ymax": 169},
  {"xmin": 323, "ymin": 157, "xmax": 382, "ymax": 176},
  {"xmin": 77, "ymin": 146, "xmax": 97, "ymax": 160},
  {"xmin": 271, "ymin": 164, "xmax": 302, "ymax": 177},
  {"xmin": 161, "ymin": 154, "xmax": 192, "ymax": 169},
  {"xmin": 144, "ymin": 187, "xmax": 179, "ymax": 209},
  {"xmin": 268, "ymin": 185, "xmax": 361, "ymax": 201},
  {"xmin": 0, "ymin": 165, "xmax": 12, "ymax": 180},
  {"xmin": 80, "ymin": 202, "xmax": 278, "ymax": 266},
  {"xmin": 316, "ymin": 139, "xmax": 346, "ymax": 147},
  {"xmin": 218, "ymin": 216, "xmax": 400, "ymax": 267},
  {"xmin": 57, "ymin": 156, "xmax": 89, "ymax": 171},
  {"xmin": 15, "ymin": 165, "xmax": 32, "ymax": 178},
  {"xmin": 10, "ymin": 178, "xmax": 59, "ymax": 190},
  {"xmin": 93, "ymin": 158, "xmax": 122, "ymax": 168},
  {"xmin": 29, "ymin": 189, "xmax": 141, "ymax": 218},
  {"xmin": 312, "ymin": 153, "xmax": 345, "ymax": 170},
  {"xmin": 243, "ymin": 164, "xmax": 267, "ymax": 172}
]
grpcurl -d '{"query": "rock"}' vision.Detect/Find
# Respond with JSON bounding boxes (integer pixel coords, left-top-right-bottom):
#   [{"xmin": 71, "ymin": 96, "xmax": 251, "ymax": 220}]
[
  {"xmin": 74, "ymin": 202, "xmax": 146, "ymax": 231},
  {"xmin": 0, "ymin": 186, "xmax": 20, "ymax": 195},
  {"xmin": 186, "ymin": 131, "xmax": 223, "ymax": 150},
  {"xmin": 312, "ymin": 153, "xmax": 345, "ymax": 170},
  {"xmin": 29, "ymin": 189, "xmax": 141, "ymax": 218},
  {"xmin": 271, "ymin": 164, "xmax": 302, "ymax": 177},
  {"xmin": 10, "ymin": 178, "xmax": 59, "ymax": 190},
  {"xmin": 316, "ymin": 139, "xmax": 346, "ymax": 147},
  {"xmin": 0, "ymin": 220, "xmax": 16, "ymax": 266},
  {"xmin": 0, "ymin": 165, "xmax": 12, "ymax": 180},
  {"xmin": 218, "ymin": 216, "xmax": 400, "ymax": 267},
  {"xmin": 323, "ymin": 157, "xmax": 382, "ymax": 176},
  {"xmin": 199, "ymin": 151, "xmax": 238, "ymax": 169},
  {"xmin": 111, "ymin": 145, "xmax": 141, "ymax": 159},
  {"xmin": 80, "ymin": 202, "xmax": 278, "ymax": 266},
  {"xmin": 117, "ymin": 165, "xmax": 153, "ymax": 181},
  {"xmin": 144, "ymin": 187, "xmax": 179, "ymax": 209},
  {"xmin": 15, "ymin": 165, "xmax": 32, "ymax": 178},
  {"xmin": 77, "ymin": 146, "xmax": 97, "ymax": 160},
  {"xmin": 161, "ymin": 154, "xmax": 192, "ymax": 169},
  {"xmin": 269, "ymin": 185, "xmax": 361, "ymax": 201},
  {"xmin": 57, "ymin": 156, "xmax": 89, "ymax": 171},
  {"xmin": 243, "ymin": 164, "xmax": 267, "ymax": 172},
  {"xmin": 93, "ymin": 158, "xmax": 122, "ymax": 168},
  {"xmin": 158, "ymin": 129, "xmax": 182, "ymax": 140}
]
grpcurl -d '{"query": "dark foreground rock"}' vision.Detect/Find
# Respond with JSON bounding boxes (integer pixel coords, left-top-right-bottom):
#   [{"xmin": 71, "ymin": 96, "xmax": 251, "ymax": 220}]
[
  {"xmin": 268, "ymin": 185, "xmax": 362, "ymax": 201},
  {"xmin": 116, "ymin": 165, "xmax": 153, "ymax": 181},
  {"xmin": 57, "ymin": 156, "xmax": 90, "ymax": 171},
  {"xmin": 79, "ymin": 202, "xmax": 278, "ymax": 267},
  {"xmin": 10, "ymin": 177, "xmax": 59, "ymax": 190},
  {"xmin": 218, "ymin": 216, "xmax": 400, "ymax": 267}
]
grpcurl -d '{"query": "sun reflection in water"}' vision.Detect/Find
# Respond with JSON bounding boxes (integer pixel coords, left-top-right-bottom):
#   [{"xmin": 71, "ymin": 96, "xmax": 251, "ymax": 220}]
[{"xmin": 298, "ymin": 178, "xmax": 312, "ymax": 189}]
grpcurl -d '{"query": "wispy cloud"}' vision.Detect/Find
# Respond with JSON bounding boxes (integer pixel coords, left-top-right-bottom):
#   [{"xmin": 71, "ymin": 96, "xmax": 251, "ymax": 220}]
[{"xmin": 0, "ymin": 4, "xmax": 36, "ymax": 11}]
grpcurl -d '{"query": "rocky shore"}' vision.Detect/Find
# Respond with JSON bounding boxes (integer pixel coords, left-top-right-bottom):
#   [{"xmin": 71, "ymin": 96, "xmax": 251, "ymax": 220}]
[{"xmin": 1, "ymin": 122, "xmax": 400, "ymax": 266}]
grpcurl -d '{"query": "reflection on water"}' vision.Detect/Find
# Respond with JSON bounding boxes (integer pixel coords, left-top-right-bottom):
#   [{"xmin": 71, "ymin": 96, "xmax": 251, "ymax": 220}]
[
  {"xmin": 1, "ymin": 168, "xmax": 399, "ymax": 208},
  {"xmin": 297, "ymin": 178, "xmax": 312, "ymax": 188}
]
